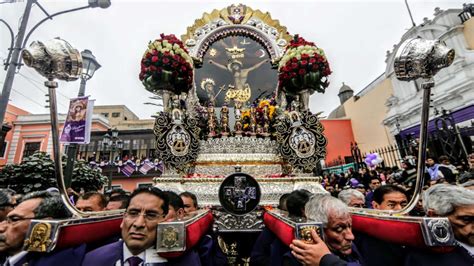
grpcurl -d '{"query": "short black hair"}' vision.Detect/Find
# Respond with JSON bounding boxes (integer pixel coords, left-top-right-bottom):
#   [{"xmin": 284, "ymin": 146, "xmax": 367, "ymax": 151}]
[
  {"xmin": 438, "ymin": 155, "xmax": 450, "ymax": 162},
  {"xmin": 80, "ymin": 192, "xmax": 107, "ymax": 209},
  {"xmin": 105, "ymin": 188, "xmax": 127, "ymax": 197},
  {"xmin": 373, "ymin": 185, "xmax": 408, "ymax": 204},
  {"xmin": 278, "ymin": 193, "xmax": 290, "ymax": 211},
  {"xmin": 179, "ymin": 191, "xmax": 197, "ymax": 208},
  {"xmin": 369, "ymin": 176, "xmax": 382, "ymax": 183},
  {"xmin": 21, "ymin": 191, "xmax": 71, "ymax": 219},
  {"xmin": 108, "ymin": 194, "xmax": 130, "ymax": 209},
  {"xmin": 286, "ymin": 190, "xmax": 312, "ymax": 217},
  {"xmin": 164, "ymin": 191, "xmax": 184, "ymax": 210},
  {"xmin": 128, "ymin": 187, "xmax": 169, "ymax": 215},
  {"xmin": 0, "ymin": 190, "xmax": 12, "ymax": 207}
]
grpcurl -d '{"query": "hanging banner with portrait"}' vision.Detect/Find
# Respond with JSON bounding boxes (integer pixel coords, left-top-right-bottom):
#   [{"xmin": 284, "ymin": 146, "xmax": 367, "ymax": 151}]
[{"xmin": 60, "ymin": 96, "xmax": 95, "ymax": 144}]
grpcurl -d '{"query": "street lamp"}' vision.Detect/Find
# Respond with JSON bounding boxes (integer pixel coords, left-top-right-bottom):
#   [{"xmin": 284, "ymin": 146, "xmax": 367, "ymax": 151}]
[
  {"xmin": 102, "ymin": 128, "xmax": 123, "ymax": 190},
  {"xmin": 78, "ymin": 49, "xmax": 101, "ymax": 96},
  {"xmin": 392, "ymin": 37, "xmax": 455, "ymax": 214},
  {"xmin": 0, "ymin": 0, "xmax": 111, "ymax": 151}
]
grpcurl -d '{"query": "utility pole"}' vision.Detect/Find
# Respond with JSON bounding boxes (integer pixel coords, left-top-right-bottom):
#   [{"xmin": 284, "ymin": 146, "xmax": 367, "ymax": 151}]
[{"xmin": 0, "ymin": 0, "xmax": 34, "ymax": 131}]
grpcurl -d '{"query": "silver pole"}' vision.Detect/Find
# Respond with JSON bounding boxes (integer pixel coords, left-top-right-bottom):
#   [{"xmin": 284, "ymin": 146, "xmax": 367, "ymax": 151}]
[
  {"xmin": 400, "ymin": 80, "xmax": 433, "ymax": 214},
  {"xmin": 45, "ymin": 78, "xmax": 81, "ymax": 217}
]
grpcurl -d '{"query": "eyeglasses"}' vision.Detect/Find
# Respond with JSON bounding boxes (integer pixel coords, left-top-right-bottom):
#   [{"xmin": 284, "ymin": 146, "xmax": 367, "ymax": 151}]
[
  {"xmin": 3, "ymin": 215, "xmax": 36, "ymax": 224},
  {"xmin": 125, "ymin": 209, "xmax": 165, "ymax": 222}
]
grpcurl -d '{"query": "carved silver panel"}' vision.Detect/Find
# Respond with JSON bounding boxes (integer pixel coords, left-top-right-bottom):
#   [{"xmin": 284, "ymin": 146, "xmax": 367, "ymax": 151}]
[
  {"xmin": 153, "ymin": 176, "xmax": 322, "ymax": 206},
  {"xmin": 213, "ymin": 209, "xmax": 264, "ymax": 232},
  {"xmin": 421, "ymin": 217, "xmax": 455, "ymax": 246}
]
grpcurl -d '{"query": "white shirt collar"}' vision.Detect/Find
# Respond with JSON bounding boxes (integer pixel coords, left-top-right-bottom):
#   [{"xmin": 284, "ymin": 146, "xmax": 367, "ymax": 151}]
[
  {"xmin": 121, "ymin": 242, "xmax": 167, "ymax": 266},
  {"xmin": 122, "ymin": 242, "xmax": 145, "ymax": 266},
  {"xmin": 6, "ymin": 251, "xmax": 28, "ymax": 266}
]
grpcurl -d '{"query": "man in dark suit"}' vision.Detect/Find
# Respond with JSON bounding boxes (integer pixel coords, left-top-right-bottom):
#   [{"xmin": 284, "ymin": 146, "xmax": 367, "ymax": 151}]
[
  {"xmin": 286, "ymin": 194, "xmax": 364, "ymax": 266},
  {"xmin": 82, "ymin": 187, "xmax": 200, "ymax": 265},
  {"xmin": 0, "ymin": 190, "xmax": 83, "ymax": 266},
  {"xmin": 405, "ymin": 184, "xmax": 474, "ymax": 265},
  {"xmin": 355, "ymin": 185, "xmax": 408, "ymax": 266}
]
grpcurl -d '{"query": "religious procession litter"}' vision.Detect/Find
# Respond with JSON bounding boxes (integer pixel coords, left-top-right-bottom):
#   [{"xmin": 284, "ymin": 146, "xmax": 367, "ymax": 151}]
[{"xmin": 0, "ymin": 2, "xmax": 473, "ymax": 266}]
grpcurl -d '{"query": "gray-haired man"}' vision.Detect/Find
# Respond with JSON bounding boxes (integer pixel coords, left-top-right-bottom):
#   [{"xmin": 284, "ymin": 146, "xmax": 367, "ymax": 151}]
[
  {"xmin": 287, "ymin": 194, "xmax": 363, "ymax": 266},
  {"xmin": 405, "ymin": 184, "xmax": 474, "ymax": 265},
  {"xmin": 338, "ymin": 189, "xmax": 365, "ymax": 208}
]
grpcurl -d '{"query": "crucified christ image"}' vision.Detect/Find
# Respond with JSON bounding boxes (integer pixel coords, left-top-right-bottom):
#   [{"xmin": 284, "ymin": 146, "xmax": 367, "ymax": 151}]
[{"xmin": 209, "ymin": 58, "xmax": 269, "ymax": 92}]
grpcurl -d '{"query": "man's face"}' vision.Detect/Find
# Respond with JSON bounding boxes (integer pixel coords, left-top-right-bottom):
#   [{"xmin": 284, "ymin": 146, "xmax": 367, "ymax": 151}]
[
  {"xmin": 0, "ymin": 198, "xmax": 41, "ymax": 255},
  {"xmin": 447, "ymin": 205, "xmax": 474, "ymax": 246},
  {"xmin": 348, "ymin": 197, "xmax": 365, "ymax": 208},
  {"xmin": 324, "ymin": 212, "xmax": 354, "ymax": 255},
  {"xmin": 426, "ymin": 158, "xmax": 435, "ymax": 166},
  {"xmin": 373, "ymin": 192, "xmax": 408, "ymax": 211},
  {"xmin": 165, "ymin": 205, "xmax": 184, "ymax": 221},
  {"xmin": 356, "ymin": 187, "xmax": 366, "ymax": 194},
  {"xmin": 120, "ymin": 193, "xmax": 165, "ymax": 255},
  {"xmin": 181, "ymin": 196, "xmax": 197, "ymax": 214},
  {"xmin": 231, "ymin": 63, "xmax": 241, "ymax": 72},
  {"xmin": 76, "ymin": 196, "xmax": 104, "ymax": 212},
  {"xmin": 369, "ymin": 179, "xmax": 381, "ymax": 191}
]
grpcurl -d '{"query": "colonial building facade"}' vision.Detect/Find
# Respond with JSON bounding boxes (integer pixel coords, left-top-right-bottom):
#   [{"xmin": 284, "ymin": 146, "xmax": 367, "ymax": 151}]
[{"xmin": 328, "ymin": 6, "xmax": 473, "ymax": 165}]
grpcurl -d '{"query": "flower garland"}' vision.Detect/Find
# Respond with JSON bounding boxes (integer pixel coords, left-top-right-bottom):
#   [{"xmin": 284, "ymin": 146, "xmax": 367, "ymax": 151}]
[
  {"xmin": 278, "ymin": 35, "xmax": 331, "ymax": 93},
  {"xmin": 139, "ymin": 34, "xmax": 194, "ymax": 93}
]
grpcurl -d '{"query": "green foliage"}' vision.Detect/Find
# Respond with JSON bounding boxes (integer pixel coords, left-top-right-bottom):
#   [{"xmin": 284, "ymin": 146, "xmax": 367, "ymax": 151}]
[
  {"xmin": 71, "ymin": 160, "xmax": 108, "ymax": 193},
  {"xmin": 0, "ymin": 151, "xmax": 107, "ymax": 194}
]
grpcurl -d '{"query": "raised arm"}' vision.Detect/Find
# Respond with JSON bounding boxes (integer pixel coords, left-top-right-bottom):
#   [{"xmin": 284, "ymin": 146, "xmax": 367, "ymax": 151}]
[
  {"xmin": 209, "ymin": 60, "xmax": 228, "ymax": 71},
  {"xmin": 246, "ymin": 59, "xmax": 269, "ymax": 72}
]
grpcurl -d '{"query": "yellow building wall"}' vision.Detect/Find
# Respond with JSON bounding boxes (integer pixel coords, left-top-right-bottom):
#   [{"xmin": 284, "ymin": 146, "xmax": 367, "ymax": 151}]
[
  {"xmin": 464, "ymin": 18, "xmax": 474, "ymax": 50},
  {"xmin": 343, "ymin": 79, "xmax": 394, "ymax": 153}
]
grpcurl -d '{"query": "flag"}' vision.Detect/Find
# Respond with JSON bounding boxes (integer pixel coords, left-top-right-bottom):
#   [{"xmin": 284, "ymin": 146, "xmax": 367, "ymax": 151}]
[
  {"xmin": 121, "ymin": 164, "xmax": 135, "ymax": 177},
  {"xmin": 139, "ymin": 162, "xmax": 154, "ymax": 175},
  {"xmin": 60, "ymin": 97, "xmax": 94, "ymax": 144}
]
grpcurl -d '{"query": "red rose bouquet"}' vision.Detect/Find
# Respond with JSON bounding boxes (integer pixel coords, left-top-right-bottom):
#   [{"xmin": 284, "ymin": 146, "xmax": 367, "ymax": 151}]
[
  {"xmin": 278, "ymin": 35, "xmax": 331, "ymax": 94},
  {"xmin": 139, "ymin": 34, "xmax": 194, "ymax": 94}
]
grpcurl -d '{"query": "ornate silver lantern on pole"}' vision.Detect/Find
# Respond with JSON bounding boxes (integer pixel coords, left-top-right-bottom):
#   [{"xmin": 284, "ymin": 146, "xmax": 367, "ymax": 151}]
[
  {"xmin": 22, "ymin": 38, "xmax": 83, "ymax": 216},
  {"xmin": 393, "ymin": 37, "xmax": 455, "ymax": 214}
]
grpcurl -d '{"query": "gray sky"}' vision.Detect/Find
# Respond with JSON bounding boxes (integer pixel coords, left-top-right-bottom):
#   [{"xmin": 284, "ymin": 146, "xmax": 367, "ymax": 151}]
[{"xmin": 0, "ymin": 0, "xmax": 467, "ymax": 119}]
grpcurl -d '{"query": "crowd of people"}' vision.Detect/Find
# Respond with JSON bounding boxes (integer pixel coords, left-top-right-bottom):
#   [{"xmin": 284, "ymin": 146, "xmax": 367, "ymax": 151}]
[{"xmin": 0, "ymin": 153, "xmax": 471, "ymax": 265}]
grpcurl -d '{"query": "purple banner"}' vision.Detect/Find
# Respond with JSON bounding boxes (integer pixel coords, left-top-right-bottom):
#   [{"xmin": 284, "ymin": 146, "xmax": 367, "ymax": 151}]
[{"xmin": 60, "ymin": 97, "xmax": 94, "ymax": 144}]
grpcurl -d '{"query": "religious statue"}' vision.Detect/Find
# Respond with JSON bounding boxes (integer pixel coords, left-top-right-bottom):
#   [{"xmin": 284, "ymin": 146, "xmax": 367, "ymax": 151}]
[
  {"xmin": 234, "ymin": 108, "xmax": 243, "ymax": 136},
  {"xmin": 291, "ymin": 95, "xmax": 301, "ymax": 112},
  {"xmin": 262, "ymin": 105, "xmax": 270, "ymax": 137},
  {"xmin": 220, "ymin": 103, "xmax": 230, "ymax": 137},
  {"xmin": 200, "ymin": 78, "xmax": 216, "ymax": 106},
  {"xmin": 207, "ymin": 104, "xmax": 217, "ymax": 137},
  {"xmin": 171, "ymin": 98, "xmax": 183, "ymax": 124},
  {"xmin": 249, "ymin": 104, "xmax": 257, "ymax": 136}
]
